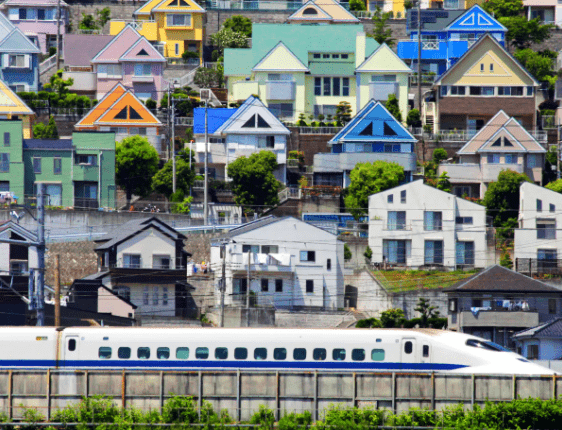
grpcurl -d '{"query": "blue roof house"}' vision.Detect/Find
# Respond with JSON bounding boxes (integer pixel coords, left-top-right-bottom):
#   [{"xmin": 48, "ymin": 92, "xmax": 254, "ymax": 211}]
[
  {"xmin": 313, "ymin": 100, "xmax": 417, "ymax": 187},
  {"xmin": 397, "ymin": 5, "xmax": 506, "ymax": 78},
  {"xmin": 193, "ymin": 96, "xmax": 291, "ymax": 184}
]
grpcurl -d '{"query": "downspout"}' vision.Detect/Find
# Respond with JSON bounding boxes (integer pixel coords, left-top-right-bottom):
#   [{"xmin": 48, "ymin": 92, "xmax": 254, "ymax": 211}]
[
  {"xmin": 98, "ymin": 151, "xmax": 102, "ymax": 207},
  {"xmin": 71, "ymin": 146, "xmax": 74, "ymax": 207}
]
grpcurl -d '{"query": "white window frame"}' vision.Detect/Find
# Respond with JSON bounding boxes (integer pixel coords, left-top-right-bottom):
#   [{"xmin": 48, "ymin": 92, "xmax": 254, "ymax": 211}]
[{"xmin": 167, "ymin": 13, "xmax": 191, "ymax": 27}]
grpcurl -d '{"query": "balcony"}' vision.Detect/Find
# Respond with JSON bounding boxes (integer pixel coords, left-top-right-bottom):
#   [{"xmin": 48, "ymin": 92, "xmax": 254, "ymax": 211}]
[
  {"xmin": 266, "ymin": 81, "xmax": 295, "ymax": 100},
  {"xmin": 482, "ymin": 163, "xmax": 523, "ymax": 182},
  {"xmin": 313, "ymin": 152, "xmax": 417, "ymax": 174},
  {"xmin": 229, "ymin": 252, "xmax": 292, "ymax": 273},
  {"xmin": 73, "ymin": 164, "xmax": 99, "ymax": 182},
  {"xmin": 232, "ymin": 81, "xmax": 259, "ymax": 101},
  {"xmin": 132, "ymin": 75, "xmax": 154, "ymax": 83},
  {"xmin": 397, "ymin": 39, "xmax": 481, "ymax": 61},
  {"xmin": 516, "ymin": 258, "xmax": 562, "ymax": 276},
  {"xmin": 63, "ymin": 71, "xmax": 96, "ymax": 92},
  {"xmin": 109, "ymin": 20, "xmax": 157, "ymax": 40},
  {"xmin": 409, "ymin": 74, "xmax": 437, "ymax": 86},
  {"xmin": 205, "ymin": 0, "xmax": 303, "ymax": 10},
  {"xmin": 438, "ymin": 163, "xmax": 481, "ymax": 184},
  {"xmin": 458, "ymin": 309, "xmax": 539, "ymax": 328},
  {"xmin": 74, "ymin": 198, "xmax": 98, "ymax": 210},
  {"xmin": 369, "ymin": 82, "xmax": 398, "ymax": 101}
]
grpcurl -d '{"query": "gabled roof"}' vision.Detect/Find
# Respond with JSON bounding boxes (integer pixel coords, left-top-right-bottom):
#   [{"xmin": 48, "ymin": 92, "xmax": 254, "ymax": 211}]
[
  {"xmin": 446, "ymin": 265, "xmax": 562, "ymax": 293},
  {"xmin": 193, "ymin": 107, "xmax": 237, "ymax": 134},
  {"xmin": 69, "ymin": 279, "xmax": 138, "ymax": 309},
  {"xmin": 356, "ymin": 43, "xmax": 411, "ymax": 73},
  {"xmin": 329, "ymin": 100, "xmax": 416, "ymax": 144},
  {"xmin": 252, "ymin": 41, "xmax": 309, "ymax": 73},
  {"xmin": 63, "ymin": 34, "xmax": 114, "ymax": 67},
  {"xmin": 434, "ymin": 33, "xmax": 539, "ymax": 87},
  {"xmin": 513, "ymin": 318, "xmax": 562, "ymax": 340},
  {"xmin": 0, "ymin": 220, "xmax": 37, "ymax": 244},
  {"xmin": 407, "ymin": 8, "xmax": 464, "ymax": 32},
  {"xmin": 75, "ymin": 83, "xmax": 161, "ymax": 129},
  {"xmin": 0, "ymin": 79, "xmax": 34, "ymax": 116},
  {"xmin": 119, "ymin": 36, "xmax": 166, "ymax": 62},
  {"xmin": 0, "ymin": 27, "xmax": 40, "ymax": 53},
  {"xmin": 457, "ymin": 110, "xmax": 545, "ymax": 155},
  {"xmin": 445, "ymin": 4, "xmax": 507, "ymax": 32},
  {"xmin": 23, "ymin": 139, "xmax": 73, "ymax": 149},
  {"xmin": 214, "ymin": 96, "xmax": 290, "ymax": 136},
  {"xmin": 1, "ymin": 0, "xmax": 68, "ymax": 6},
  {"xmin": 92, "ymin": 25, "xmax": 161, "ymax": 64},
  {"xmin": 134, "ymin": 0, "xmax": 205, "ymax": 15},
  {"xmin": 287, "ymin": 0, "xmax": 359, "ymax": 23}
]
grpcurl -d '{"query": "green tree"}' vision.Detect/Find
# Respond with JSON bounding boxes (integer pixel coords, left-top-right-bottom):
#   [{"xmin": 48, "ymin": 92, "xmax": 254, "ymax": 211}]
[
  {"xmin": 500, "ymin": 247, "xmax": 513, "ymax": 269},
  {"xmin": 349, "ymin": 0, "xmax": 366, "ymax": 11},
  {"xmin": 344, "ymin": 243, "xmax": 352, "ymax": 261},
  {"xmin": 335, "ymin": 101, "xmax": 352, "ymax": 125},
  {"xmin": 79, "ymin": 13, "xmax": 98, "ymax": 30},
  {"xmin": 116, "ymin": 136, "xmax": 159, "ymax": 207},
  {"xmin": 43, "ymin": 69, "xmax": 73, "ymax": 97},
  {"xmin": 436, "ymin": 171, "xmax": 451, "ymax": 193},
  {"xmin": 96, "ymin": 7, "xmax": 111, "ymax": 28},
  {"xmin": 546, "ymin": 178, "xmax": 562, "ymax": 193},
  {"xmin": 227, "ymin": 151, "xmax": 280, "ymax": 213},
  {"xmin": 432, "ymin": 148, "xmax": 448, "ymax": 164},
  {"xmin": 385, "ymin": 94, "xmax": 402, "ymax": 122},
  {"xmin": 514, "ymin": 49, "xmax": 557, "ymax": 90},
  {"xmin": 193, "ymin": 67, "xmax": 224, "ymax": 88},
  {"xmin": 355, "ymin": 317, "xmax": 382, "ymax": 328},
  {"xmin": 209, "ymin": 27, "xmax": 249, "ymax": 57},
  {"xmin": 482, "ymin": 169, "xmax": 531, "ymax": 227},
  {"xmin": 482, "ymin": 0, "xmax": 522, "ymax": 17},
  {"xmin": 380, "ymin": 308, "xmax": 406, "ymax": 328},
  {"xmin": 345, "ymin": 161, "xmax": 405, "ymax": 219},
  {"xmin": 33, "ymin": 116, "xmax": 58, "ymax": 139},
  {"xmin": 500, "ymin": 16, "xmax": 553, "ymax": 49},
  {"xmin": 414, "ymin": 298, "xmax": 439, "ymax": 328},
  {"xmin": 368, "ymin": 7, "xmax": 394, "ymax": 47},
  {"xmin": 406, "ymin": 108, "xmax": 421, "ymax": 127},
  {"xmin": 152, "ymin": 150, "xmax": 196, "ymax": 198},
  {"xmin": 364, "ymin": 246, "xmax": 373, "ymax": 260},
  {"xmin": 172, "ymin": 196, "xmax": 194, "ymax": 214},
  {"xmin": 222, "ymin": 15, "xmax": 252, "ymax": 37}
]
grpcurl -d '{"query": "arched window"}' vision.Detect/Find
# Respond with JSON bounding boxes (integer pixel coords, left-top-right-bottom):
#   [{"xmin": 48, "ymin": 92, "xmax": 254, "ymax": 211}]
[{"xmin": 303, "ymin": 7, "xmax": 318, "ymax": 15}]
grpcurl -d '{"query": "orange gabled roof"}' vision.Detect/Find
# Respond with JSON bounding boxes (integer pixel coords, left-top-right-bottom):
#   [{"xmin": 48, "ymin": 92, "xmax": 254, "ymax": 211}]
[
  {"xmin": 94, "ymin": 91, "xmax": 161, "ymax": 126},
  {"xmin": 75, "ymin": 83, "xmax": 127, "ymax": 129}
]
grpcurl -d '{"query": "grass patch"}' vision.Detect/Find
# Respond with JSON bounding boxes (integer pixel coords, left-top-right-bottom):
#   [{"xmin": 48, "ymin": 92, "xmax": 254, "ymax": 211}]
[{"xmin": 372, "ymin": 269, "xmax": 478, "ymax": 293}]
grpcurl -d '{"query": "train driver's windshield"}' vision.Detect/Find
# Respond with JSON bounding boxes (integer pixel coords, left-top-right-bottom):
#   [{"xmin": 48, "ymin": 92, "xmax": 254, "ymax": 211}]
[{"xmin": 466, "ymin": 339, "xmax": 510, "ymax": 352}]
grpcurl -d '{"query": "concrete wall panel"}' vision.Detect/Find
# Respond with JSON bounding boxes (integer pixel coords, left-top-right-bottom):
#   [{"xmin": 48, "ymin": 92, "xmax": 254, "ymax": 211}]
[
  {"xmin": 88, "ymin": 373, "xmax": 121, "ymax": 397},
  {"xmin": 474, "ymin": 376, "xmax": 512, "ymax": 402},
  {"xmin": 126, "ymin": 373, "xmax": 160, "ymax": 396},
  {"xmin": 162, "ymin": 373, "xmax": 199, "ymax": 397},
  {"xmin": 434, "ymin": 374, "xmax": 471, "ymax": 401}
]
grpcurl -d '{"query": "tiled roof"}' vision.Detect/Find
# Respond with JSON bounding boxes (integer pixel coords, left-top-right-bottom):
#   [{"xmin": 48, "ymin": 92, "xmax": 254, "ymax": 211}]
[
  {"xmin": 407, "ymin": 8, "xmax": 464, "ymax": 32},
  {"xmin": 23, "ymin": 139, "xmax": 73, "ymax": 149},
  {"xmin": 63, "ymin": 34, "xmax": 113, "ymax": 67},
  {"xmin": 2, "ymin": 0, "xmax": 68, "ymax": 6},
  {"xmin": 446, "ymin": 265, "xmax": 562, "ymax": 293},
  {"xmin": 513, "ymin": 318, "xmax": 562, "ymax": 339}
]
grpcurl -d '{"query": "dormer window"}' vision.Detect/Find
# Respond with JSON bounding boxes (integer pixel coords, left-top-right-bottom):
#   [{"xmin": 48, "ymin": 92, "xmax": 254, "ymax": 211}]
[{"xmin": 303, "ymin": 7, "xmax": 317, "ymax": 14}]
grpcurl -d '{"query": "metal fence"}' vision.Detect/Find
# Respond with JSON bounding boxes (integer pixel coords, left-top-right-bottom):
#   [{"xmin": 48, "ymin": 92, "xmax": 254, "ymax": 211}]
[{"xmin": 0, "ymin": 369, "xmax": 559, "ymax": 421}]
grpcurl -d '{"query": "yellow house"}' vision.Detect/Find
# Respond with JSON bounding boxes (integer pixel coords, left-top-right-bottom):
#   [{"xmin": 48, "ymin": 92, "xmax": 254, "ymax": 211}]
[
  {"xmin": 110, "ymin": 0, "xmax": 205, "ymax": 60},
  {"xmin": 0, "ymin": 80, "xmax": 35, "ymax": 139},
  {"xmin": 287, "ymin": 0, "xmax": 359, "ymax": 24},
  {"xmin": 366, "ymin": 0, "xmax": 484, "ymax": 19}
]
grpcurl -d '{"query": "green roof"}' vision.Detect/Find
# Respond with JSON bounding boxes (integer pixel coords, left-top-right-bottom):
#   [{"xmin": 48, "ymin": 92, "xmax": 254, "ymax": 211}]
[
  {"xmin": 309, "ymin": 61, "xmax": 356, "ymax": 76},
  {"xmin": 224, "ymin": 23, "xmax": 379, "ymax": 76}
]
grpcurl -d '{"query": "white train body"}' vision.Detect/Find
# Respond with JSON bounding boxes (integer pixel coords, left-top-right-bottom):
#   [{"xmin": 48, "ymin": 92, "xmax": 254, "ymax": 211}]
[{"xmin": 0, "ymin": 327, "xmax": 554, "ymax": 375}]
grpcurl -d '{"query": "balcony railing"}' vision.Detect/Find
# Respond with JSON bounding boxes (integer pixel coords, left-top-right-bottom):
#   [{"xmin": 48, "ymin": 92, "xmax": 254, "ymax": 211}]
[
  {"xmin": 409, "ymin": 74, "xmax": 437, "ymax": 86},
  {"xmin": 382, "ymin": 222, "xmax": 412, "ymax": 231},
  {"xmin": 422, "ymin": 41, "xmax": 439, "ymax": 50},
  {"xmin": 74, "ymin": 198, "xmax": 98, "ymax": 210},
  {"xmin": 205, "ymin": 0, "xmax": 319, "ymax": 9},
  {"xmin": 297, "ymin": 127, "xmax": 342, "ymax": 135},
  {"xmin": 516, "ymin": 258, "xmax": 562, "ymax": 276}
]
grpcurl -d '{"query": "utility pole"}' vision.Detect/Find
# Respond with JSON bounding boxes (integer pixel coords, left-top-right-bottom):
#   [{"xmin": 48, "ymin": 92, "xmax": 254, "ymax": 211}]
[
  {"xmin": 246, "ymin": 249, "xmax": 251, "ymax": 326},
  {"xmin": 417, "ymin": 0, "xmax": 422, "ymax": 112},
  {"xmin": 167, "ymin": 85, "xmax": 171, "ymax": 160},
  {"xmin": 203, "ymin": 99, "xmax": 209, "ymax": 225},
  {"xmin": 54, "ymin": 254, "xmax": 60, "ymax": 327},
  {"xmin": 172, "ymin": 95, "xmax": 176, "ymax": 194},
  {"xmin": 55, "ymin": 0, "xmax": 61, "ymax": 70},
  {"xmin": 558, "ymin": 126, "xmax": 561, "ymax": 180},
  {"xmin": 28, "ymin": 269, "xmax": 34, "ymax": 311},
  {"xmin": 36, "ymin": 184, "xmax": 45, "ymax": 326},
  {"xmin": 219, "ymin": 243, "xmax": 226, "ymax": 327}
]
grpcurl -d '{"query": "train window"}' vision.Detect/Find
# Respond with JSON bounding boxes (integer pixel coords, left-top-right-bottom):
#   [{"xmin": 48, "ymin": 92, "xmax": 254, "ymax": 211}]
[
  {"xmin": 137, "ymin": 347, "xmax": 150, "ymax": 359},
  {"xmin": 254, "ymin": 348, "xmax": 268, "ymax": 360},
  {"xmin": 352, "ymin": 349, "xmax": 365, "ymax": 361},
  {"xmin": 274, "ymin": 348, "xmax": 286, "ymax": 360},
  {"xmin": 333, "ymin": 349, "xmax": 346, "ymax": 361},
  {"xmin": 376, "ymin": 339, "xmax": 382, "ymax": 343},
  {"xmin": 157, "ymin": 347, "xmax": 170, "ymax": 360},
  {"xmin": 234, "ymin": 348, "xmax": 248, "ymax": 360},
  {"xmin": 404, "ymin": 341, "xmax": 413, "ymax": 354},
  {"xmin": 99, "ymin": 347, "xmax": 112, "ymax": 359},
  {"xmin": 422, "ymin": 345, "xmax": 429, "ymax": 358},
  {"xmin": 313, "ymin": 348, "xmax": 327, "ymax": 361},
  {"xmin": 68, "ymin": 339, "xmax": 76, "ymax": 351},
  {"xmin": 371, "ymin": 349, "xmax": 385, "ymax": 361},
  {"xmin": 176, "ymin": 347, "xmax": 189, "ymax": 359},
  {"xmin": 466, "ymin": 339, "xmax": 509, "ymax": 352},
  {"xmin": 118, "ymin": 347, "xmax": 131, "ymax": 359},
  {"xmin": 196, "ymin": 347, "xmax": 209, "ymax": 359},
  {"xmin": 215, "ymin": 348, "xmax": 228, "ymax": 360},
  {"xmin": 293, "ymin": 348, "xmax": 307, "ymax": 361}
]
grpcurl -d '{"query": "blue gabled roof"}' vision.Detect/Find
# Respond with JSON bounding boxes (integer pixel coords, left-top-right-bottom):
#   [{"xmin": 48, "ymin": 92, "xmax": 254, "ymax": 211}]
[
  {"xmin": 23, "ymin": 139, "xmax": 73, "ymax": 149},
  {"xmin": 329, "ymin": 100, "xmax": 416, "ymax": 144},
  {"xmin": 193, "ymin": 107, "xmax": 237, "ymax": 134},
  {"xmin": 446, "ymin": 5, "xmax": 506, "ymax": 32}
]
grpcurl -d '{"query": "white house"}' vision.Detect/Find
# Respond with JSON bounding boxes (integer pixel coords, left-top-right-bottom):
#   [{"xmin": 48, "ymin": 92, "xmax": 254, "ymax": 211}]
[
  {"xmin": 513, "ymin": 318, "xmax": 562, "ymax": 360},
  {"xmin": 193, "ymin": 96, "xmax": 290, "ymax": 184},
  {"xmin": 0, "ymin": 220, "xmax": 38, "ymax": 277},
  {"xmin": 514, "ymin": 182, "xmax": 562, "ymax": 274},
  {"xmin": 368, "ymin": 180, "xmax": 489, "ymax": 269},
  {"xmin": 210, "ymin": 216, "xmax": 344, "ymax": 309}
]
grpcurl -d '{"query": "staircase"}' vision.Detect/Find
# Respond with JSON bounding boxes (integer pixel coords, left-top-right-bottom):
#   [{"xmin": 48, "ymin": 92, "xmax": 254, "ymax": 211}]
[{"xmin": 165, "ymin": 66, "xmax": 200, "ymax": 89}]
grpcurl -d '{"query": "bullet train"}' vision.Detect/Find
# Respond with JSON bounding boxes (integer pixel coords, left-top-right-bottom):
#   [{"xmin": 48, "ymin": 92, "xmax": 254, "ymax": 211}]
[{"xmin": 0, "ymin": 327, "xmax": 554, "ymax": 375}]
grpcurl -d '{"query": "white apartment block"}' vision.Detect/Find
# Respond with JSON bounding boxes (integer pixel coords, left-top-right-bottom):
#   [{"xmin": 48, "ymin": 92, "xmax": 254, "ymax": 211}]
[
  {"xmin": 368, "ymin": 180, "xmax": 489, "ymax": 269},
  {"xmin": 210, "ymin": 216, "xmax": 344, "ymax": 309}
]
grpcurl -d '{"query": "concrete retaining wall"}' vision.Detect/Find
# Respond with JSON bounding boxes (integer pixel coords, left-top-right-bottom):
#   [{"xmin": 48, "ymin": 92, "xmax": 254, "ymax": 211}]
[{"xmin": 0, "ymin": 369, "xmax": 559, "ymax": 420}]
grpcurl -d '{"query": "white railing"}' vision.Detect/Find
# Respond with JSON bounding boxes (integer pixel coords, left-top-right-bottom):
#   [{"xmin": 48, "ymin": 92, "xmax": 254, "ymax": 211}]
[
  {"xmin": 39, "ymin": 54, "xmax": 57, "ymax": 75},
  {"xmin": 76, "ymin": 29, "xmax": 102, "ymax": 34},
  {"xmin": 278, "ymin": 187, "xmax": 301, "ymax": 202},
  {"xmin": 298, "ymin": 127, "xmax": 342, "ymax": 135},
  {"xmin": 422, "ymin": 41, "xmax": 439, "ymax": 50},
  {"xmin": 172, "ymin": 66, "xmax": 200, "ymax": 87},
  {"xmin": 175, "ymin": 117, "xmax": 193, "ymax": 126},
  {"xmin": 409, "ymin": 74, "xmax": 437, "ymax": 85}
]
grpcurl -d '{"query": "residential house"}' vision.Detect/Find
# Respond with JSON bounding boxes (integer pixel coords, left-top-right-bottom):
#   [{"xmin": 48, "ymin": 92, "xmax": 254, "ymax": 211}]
[
  {"xmin": 398, "ymin": 6, "xmax": 506, "ymax": 76},
  {"xmin": 1, "ymin": 0, "xmax": 68, "ymax": 54},
  {"xmin": 225, "ymin": 24, "xmax": 411, "ymax": 122},
  {"xmin": 62, "ymin": 34, "xmax": 114, "ymax": 96},
  {"xmin": 513, "ymin": 318, "xmax": 562, "ymax": 360},
  {"xmin": 523, "ymin": 0, "xmax": 560, "ymax": 25},
  {"xmin": 368, "ymin": 180, "xmax": 489, "ymax": 269},
  {"xmin": 78, "ymin": 217, "xmax": 196, "ymax": 319},
  {"xmin": 366, "ymin": 0, "xmax": 483, "ymax": 18},
  {"xmin": 91, "ymin": 25, "xmax": 167, "ymax": 101},
  {"xmin": 0, "ymin": 220, "xmax": 37, "ymax": 278},
  {"xmin": 514, "ymin": 182, "xmax": 562, "ymax": 275},
  {"xmin": 109, "ymin": 0, "xmax": 205, "ymax": 61},
  {"xmin": 193, "ymin": 96, "xmax": 290, "ymax": 183},
  {"xmin": 438, "ymin": 110, "xmax": 546, "ymax": 199},
  {"xmin": 286, "ymin": 0, "xmax": 359, "ymax": 24},
  {"xmin": 209, "ymin": 216, "xmax": 345, "ymax": 309},
  {"xmin": 0, "ymin": 120, "xmax": 116, "ymax": 208},
  {"xmin": 313, "ymin": 100, "xmax": 417, "ymax": 187},
  {"xmin": 74, "ymin": 83, "xmax": 165, "ymax": 157},
  {"xmin": 426, "ymin": 34, "xmax": 539, "ymax": 133},
  {"xmin": 0, "ymin": 78, "xmax": 35, "ymax": 138},
  {"xmin": 446, "ymin": 264, "xmax": 562, "ymax": 349},
  {"xmin": 0, "ymin": 13, "xmax": 40, "ymax": 92}
]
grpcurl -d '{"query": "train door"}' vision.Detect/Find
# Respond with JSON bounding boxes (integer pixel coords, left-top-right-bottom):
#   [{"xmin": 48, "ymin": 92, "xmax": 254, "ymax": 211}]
[
  {"xmin": 64, "ymin": 335, "xmax": 79, "ymax": 366},
  {"xmin": 420, "ymin": 343, "xmax": 431, "ymax": 364},
  {"xmin": 401, "ymin": 338, "xmax": 417, "ymax": 364}
]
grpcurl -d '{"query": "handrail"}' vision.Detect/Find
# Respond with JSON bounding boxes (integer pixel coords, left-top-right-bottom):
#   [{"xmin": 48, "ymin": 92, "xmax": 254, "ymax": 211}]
[{"xmin": 39, "ymin": 54, "xmax": 57, "ymax": 75}]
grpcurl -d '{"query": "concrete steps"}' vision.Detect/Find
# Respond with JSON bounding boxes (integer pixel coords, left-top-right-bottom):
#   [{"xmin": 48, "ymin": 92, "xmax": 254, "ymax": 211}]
[{"xmin": 275, "ymin": 311, "xmax": 356, "ymax": 328}]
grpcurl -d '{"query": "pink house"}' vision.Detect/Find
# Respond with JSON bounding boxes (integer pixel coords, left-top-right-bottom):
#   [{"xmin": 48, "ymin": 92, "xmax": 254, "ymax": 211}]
[
  {"xmin": 1, "ymin": 0, "xmax": 68, "ymax": 55},
  {"xmin": 91, "ymin": 25, "xmax": 167, "ymax": 102}
]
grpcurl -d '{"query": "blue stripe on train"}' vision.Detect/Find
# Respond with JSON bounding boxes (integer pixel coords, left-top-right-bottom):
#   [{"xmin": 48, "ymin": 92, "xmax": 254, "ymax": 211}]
[{"xmin": 0, "ymin": 360, "xmax": 468, "ymax": 371}]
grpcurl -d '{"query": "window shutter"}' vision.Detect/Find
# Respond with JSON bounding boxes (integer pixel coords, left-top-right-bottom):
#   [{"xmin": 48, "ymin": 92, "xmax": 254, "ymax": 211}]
[{"xmin": 24, "ymin": 55, "xmax": 30, "ymax": 68}]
